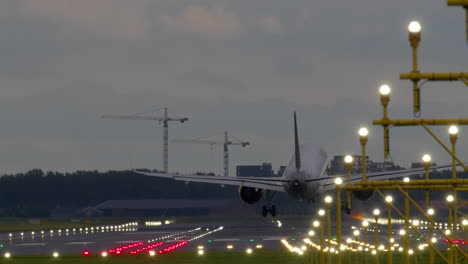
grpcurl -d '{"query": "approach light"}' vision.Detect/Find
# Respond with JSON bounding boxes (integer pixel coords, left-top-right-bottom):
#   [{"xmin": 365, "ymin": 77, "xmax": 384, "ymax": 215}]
[
  {"xmin": 412, "ymin": 219, "xmax": 420, "ymax": 226},
  {"xmin": 408, "ymin": 249, "xmax": 414, "ymax": 255},
  {"xmin": 447, "ymin": 195, "xmax": 454, "ymax": 203},
  {"xmin": 422, "ymin": 154, "xmax": 431, "ymax": 163},
  {"xmin": 431, "ymin": 237, "xmax": 437, "ymax": 243},
  {"xmin": 462, "ymin": 219, "xmax": 468, "ymax": 226},
  {"xmin": 313, "ymin": 220, "xmax": 320, "ymax": 227},
  {"xmin": 403, "ymin": 177, "xmax": 410, "ymax": 183},
  {"xmin": 335, "ymin": 177, "xmax": 343, "ymax": 185},
  {"xmin": 362, "ymin": 221, "xmax": 369, "ymax": 227},
  {"xmin": 353, "ymin": 230, "xmax": 360, "ymax": 236},
  {"xmin": 198, "ymin": 249, "xmax": 204, "ymax": 255},
  {"xmin": 52, "ymin": 252, "xmax": 59, "ymax": 258},
  {"xmin": 308, "ymin": 230, "xmax": 315, "ymax": 236},
  {"xmin": 324, "ymin": 196, "xmax": 332, "ymax": 204},
  {"xmin": 408, "ymin": 21, "xmax": 421, "ymax": 33},
  {"xmin": 4, "ymin": 252, "xmax": 11, "ymax": 258},
  {"xmin": 427, "ymin": 208, "xmax": 435, "ymax": 216},
  {"xmin": 399, "ymin": 229, "xmax": 406, "ymax": 236},
  {"xmin": 246, "ymin": 248, "xmax": 253, "ymax": 255},
  {"xmin": 358, "ymin": 127, "xmax": 369, "ymax": 137},
  {"xmin": 344, "ymin": 155, "xmax": 353, "ymax": 164},
  {"xmin": 449, "ymin": 126, "xmax": 459, "ymax": 135},
  {"xmin": 373, "ymin": 209, "xmax": 381, "ymax": 216},
  {"xmin": 318, "ymin": 209, "xmax": 326, "ymax": 216},
  {"xmin": 385, "ymin": 196, "xmax": 393, "ymax": 203},
  {"xmin": 101, "ymin": 252, "xmax": 108, "ymax": 257},
  {"xmin": 379, "ymin": 84, "xmax": 391, "ymax": 96}
]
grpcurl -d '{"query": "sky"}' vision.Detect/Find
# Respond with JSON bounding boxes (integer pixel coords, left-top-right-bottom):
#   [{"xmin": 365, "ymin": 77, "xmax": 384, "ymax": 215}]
[{"xmin": 0, "ymin": 0, "xmax": 467, "ymax": 175}]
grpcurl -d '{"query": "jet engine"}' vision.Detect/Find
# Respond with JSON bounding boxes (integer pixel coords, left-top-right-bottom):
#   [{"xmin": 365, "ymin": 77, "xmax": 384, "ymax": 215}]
[
  {"xmin": 239, "ymin": 186, "xmax": 264, "ymax": 204},
  {"xmin": 353, "ymin": 189, "xmax": 375, "ymax": 201}
]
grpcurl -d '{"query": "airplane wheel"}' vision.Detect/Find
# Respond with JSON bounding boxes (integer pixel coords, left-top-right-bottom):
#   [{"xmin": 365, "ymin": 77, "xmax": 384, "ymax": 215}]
[
  {"xmin": 270, "ymin": 205, "xmax": 277, "ymax": 217},
  {"xmin": 262, "ymin": 206, "xmax": 268, "ymax": 217},
  {"xmin": 345, "ymin": 207, "xmax": 351, "ymax": 215}
]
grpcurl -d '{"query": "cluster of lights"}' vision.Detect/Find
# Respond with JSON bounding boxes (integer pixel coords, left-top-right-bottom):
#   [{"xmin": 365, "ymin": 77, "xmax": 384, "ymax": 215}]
[
  {"xmin": 130, "ymin": 242, "xmax": 164, "ymax": 254},
  {"xmin": 188, "ymin": 226, "xmax": 223, "ymax": 241},
  {"xmin": 157, "ymin": 241, "xmax": 188, "ymax": 254},
  {"xmin": 13, "ymin": 222, "xmax": 139, "ymax": 239},
  {"xmin": 281, "ymin": 239, "xmax": 304, "ymax": 255},
  {"xmin": 108, "ymin": 242, "xmax": 144, "ymax": 255}
]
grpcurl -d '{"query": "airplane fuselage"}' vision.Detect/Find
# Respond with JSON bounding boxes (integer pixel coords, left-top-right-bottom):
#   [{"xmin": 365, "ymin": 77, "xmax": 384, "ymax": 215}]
[{"xmin": 283, "ymin": 170, "xmax": 322, "ymax": 201}]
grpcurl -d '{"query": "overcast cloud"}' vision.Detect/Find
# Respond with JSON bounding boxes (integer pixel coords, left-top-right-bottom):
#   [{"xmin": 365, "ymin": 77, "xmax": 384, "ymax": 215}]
[{"xmin": 0, "ymin": 0, "xmax": 467, "ymax": 175}]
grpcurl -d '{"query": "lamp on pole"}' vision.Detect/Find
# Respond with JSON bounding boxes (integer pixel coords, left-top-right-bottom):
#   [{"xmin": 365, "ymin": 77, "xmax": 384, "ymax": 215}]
[
  {"xmin": 448, "ymin": 125, "xmax": 459, "ymax": 263},
  {"xmin": 385, "ymin": 196, "xmax": 393, "ymax": 264},
  {"xmin": 462, "ymin": 219, "xmax": 467, "ymax": 264},
  {"xmin": 407, "ymin": 21, "xmax": 422, "ymax": 114},
  {"xmin": 344, "ymin": 155, "xmax": 353, "ymax": 214},
  {"xmin": 335, "ymin": 177, "xmax": 343, "ymax": 264},
  {"xmin": 354, "ymin": 230, "xmax": 361, "ymax": 264},
  {"xmin": 373, "ymin": 209, "xmax": 381, "ymax": 264},
  {"xmin": 362, "ymin": 220, "xmax": 369, "ymax": 264},
  {"xmin": 358, "ymin": 127, "xmax": 369, "ymax": 181},
  {"xmin": 379, "ymin": 84, "xmax": 391, "ymax": 159},
  {"xmin": 324, "ymin": 196, "xmax": 333, "ymax": 264},
  {"xmin": 312, "ymin": 220, "xmax": 325, "ymax": 264},
  {"xmin": 427, "ymin": 208, "xmax": 435, "ymax": 264},
  {"xmin": 447, "ymin": 194, "xmax": 455, "ymax": 264}
]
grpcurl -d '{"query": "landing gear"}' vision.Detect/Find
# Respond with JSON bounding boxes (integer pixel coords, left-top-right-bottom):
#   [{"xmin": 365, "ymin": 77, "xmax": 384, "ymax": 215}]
[
  {"xmin": 262, "ymin": 191, "xmax": 277, "ymax": 217},
  {"xmin": 341, "ymin": 201, "xmax": 351, "ymax": 215},
  {"xmin": 261, "ymin": 205, "xmax": 277, "ymax": 217}
]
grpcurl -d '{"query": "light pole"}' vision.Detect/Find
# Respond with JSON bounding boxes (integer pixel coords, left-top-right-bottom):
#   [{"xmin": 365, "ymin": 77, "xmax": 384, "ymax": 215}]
[
  {"xmin": 344, "ymin": 155, "xmax": 353, "ymax": 213},
  {"xmin": 447, "ymin": 194, "xmax": 455, "ymax": 264},
  {"xmin": 379, "ymin": 84, "xmax": 391, "ymax": 159},
  {"xmin": 412, "ymin": 219, "xmax": 420, "ymax": 264},
  {"xmin": 354, "ymin": 230, "xmax": 360, "ymax": 264},
  {"xmin": 358, "ymin": 127, "xmax": 369, "ymax": 181},
  {"xmin": 314, "ymin": 219, "xmax": 324, "ymax": 264},
  {"xmin": 407, "ymin": 21, "xmax": 422, "ymax": 114},
  {"xmin": 362, "ymin": 220, "xmax": 369, "ymax": 264},
  {"xmin": 462, "ymin": 219, "xmax": 467, "ymax": 264},
  {"xmin": 448, "ymin": 125, "xmax": 459, "ymax": 263},
  {"xmin": 335, "ymin": 177, "xmax": 343, "ymax": 264},
  {"xmin": 386, "ymin": 195, "xmax": 393, "ymax": 264},
  {"xmin": 427, "ymin": 208, "xmax": 435, "ymax": 264},
  {"xmin": 373, "ymin": 209, "xmax": 381, "ymax": 264},
  {"xmin": 324, "ymin": 196, "xmax": 333, "ymax": 264}
]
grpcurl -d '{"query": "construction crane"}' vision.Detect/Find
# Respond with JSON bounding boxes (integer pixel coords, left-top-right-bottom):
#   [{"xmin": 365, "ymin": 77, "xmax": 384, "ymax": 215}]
[
  {"xmin": 102, "ymin": 107, "xmax": 188, "ymax": 173},
  {"xmin": 173, "ymin": 131, "xmax": 250, "ymax": 177}
]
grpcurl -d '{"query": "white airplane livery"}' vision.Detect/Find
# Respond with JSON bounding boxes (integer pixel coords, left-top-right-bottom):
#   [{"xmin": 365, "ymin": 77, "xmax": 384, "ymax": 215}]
[{"xmin": 136, "ymin": 112, "xmax": 454, "ymax": 217}]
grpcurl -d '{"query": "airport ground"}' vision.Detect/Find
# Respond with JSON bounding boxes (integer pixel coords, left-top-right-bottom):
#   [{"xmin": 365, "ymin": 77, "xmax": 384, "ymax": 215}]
[{"xmin": 0, "ymin": 216, "xmax": 461, "ymax": 263}]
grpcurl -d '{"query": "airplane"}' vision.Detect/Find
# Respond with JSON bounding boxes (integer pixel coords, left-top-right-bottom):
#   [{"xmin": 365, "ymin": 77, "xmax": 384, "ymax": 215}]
[{"xmin": 135, "ymin": 112, "xmax": 456, "ymax": 217}]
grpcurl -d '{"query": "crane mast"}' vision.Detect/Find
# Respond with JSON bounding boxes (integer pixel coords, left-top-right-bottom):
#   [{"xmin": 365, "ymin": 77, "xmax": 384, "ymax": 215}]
[
  {"xmin": 173, "ymin": 131, "xmax": 250, "ymax": 177},
  {"xmin": 102, "ymin": 107, "xmax": 188, "ymax": 173}
]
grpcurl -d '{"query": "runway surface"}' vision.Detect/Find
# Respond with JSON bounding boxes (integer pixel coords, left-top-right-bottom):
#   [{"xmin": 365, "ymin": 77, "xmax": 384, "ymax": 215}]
[{"xmin": 0, "ymin": 217, "xmax": 444, "ymax": 256}]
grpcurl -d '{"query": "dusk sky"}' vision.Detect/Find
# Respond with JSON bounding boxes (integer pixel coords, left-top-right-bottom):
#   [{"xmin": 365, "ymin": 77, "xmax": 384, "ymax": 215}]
[{"xmin": 1, "ymin": 0, "xmax": 467, "ymax": 175}]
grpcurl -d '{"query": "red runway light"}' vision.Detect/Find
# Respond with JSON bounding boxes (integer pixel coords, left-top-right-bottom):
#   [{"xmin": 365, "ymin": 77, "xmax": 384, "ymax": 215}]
[{"xmin": 82, "ymin": 250, "xmax": 90, "ymax": 256}]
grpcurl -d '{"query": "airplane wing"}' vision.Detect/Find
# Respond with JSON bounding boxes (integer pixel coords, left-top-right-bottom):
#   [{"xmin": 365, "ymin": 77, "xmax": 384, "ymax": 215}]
[
  {"xmin": 319, "ymin": 163, "xmax": 463, "ymax": 191},
  {"xmin": 134, "ymin": 170, "xmax": 288, "ymax": 192}
]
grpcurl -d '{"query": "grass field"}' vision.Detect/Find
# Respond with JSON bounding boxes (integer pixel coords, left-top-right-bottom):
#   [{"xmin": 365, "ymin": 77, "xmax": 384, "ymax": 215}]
[
  {"xmin": 2, "ymin": 251, "xmax": 304, "ymax": 264},
  {"xmin": 0, "ymin": 251, "xmax": 452, "ymax": 264}
]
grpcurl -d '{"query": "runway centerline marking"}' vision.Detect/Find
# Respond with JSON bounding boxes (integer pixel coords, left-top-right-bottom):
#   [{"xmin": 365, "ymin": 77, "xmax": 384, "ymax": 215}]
[
  {"xmin": 213, "ymin": 238, "xmax": 240, "ymax": 242},
  {"xmin": 16, "ymin": 243, "xmax": 47, "ymax": 246},
  {"xmin": 64, "ymin": 242, "xmax": 96, "ymax": 245},
  {"xmin": 262, "ymin": 237, "xmax": 283, "ymax": 240}
]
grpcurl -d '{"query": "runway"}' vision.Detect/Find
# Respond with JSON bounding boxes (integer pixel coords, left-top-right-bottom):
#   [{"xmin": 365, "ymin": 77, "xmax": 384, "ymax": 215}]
[
  {"xmin": 0, "ymin": 217, "xmax": 441, "ymax": 257},
  {"xmin": 0, "ymin": 218, "xmax": 314, "ymax": 256}
]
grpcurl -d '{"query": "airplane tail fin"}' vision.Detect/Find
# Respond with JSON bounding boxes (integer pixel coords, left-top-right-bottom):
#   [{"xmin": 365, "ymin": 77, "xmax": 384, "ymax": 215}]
[{"xmin": 294, "ymin": 112, "xmax": 301, "ymax": 170}]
